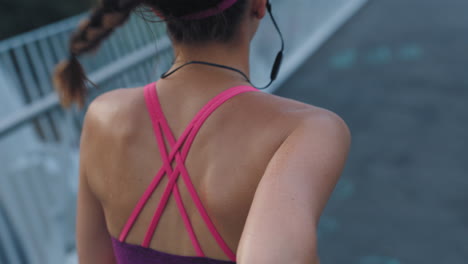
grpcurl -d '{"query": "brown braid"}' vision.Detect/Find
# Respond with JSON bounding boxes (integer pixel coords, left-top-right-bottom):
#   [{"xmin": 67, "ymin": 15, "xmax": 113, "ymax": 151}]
[{"xmin": 53, "ymin": 0, "xmax": 141, "ymax": 108}]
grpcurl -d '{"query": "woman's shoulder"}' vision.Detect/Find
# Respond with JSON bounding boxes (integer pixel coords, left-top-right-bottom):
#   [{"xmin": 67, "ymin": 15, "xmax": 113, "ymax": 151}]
[
  {"xmin": 251, "ymin": 91, "xmax": 349, "ymax": 132},
  {"xmin": 86, "ymin": 86, "xmax": 145, "ymax": 119},
  {"xmin": 80, "ymin": 87, "xmax": 147, "ymax": 159},
  {"xmin": 83, "ymin": 87, "xmax": 146, "ymax": 132},
  {"xmin": 83, "ymin": 86, "xmax": 349, "ymax": 141}
]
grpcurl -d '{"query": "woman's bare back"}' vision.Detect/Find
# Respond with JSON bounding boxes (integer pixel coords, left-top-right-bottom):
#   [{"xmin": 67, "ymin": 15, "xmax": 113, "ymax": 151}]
[{"xmin": 81, "ymin": 81, "xmax": 331, "ymax": 261}]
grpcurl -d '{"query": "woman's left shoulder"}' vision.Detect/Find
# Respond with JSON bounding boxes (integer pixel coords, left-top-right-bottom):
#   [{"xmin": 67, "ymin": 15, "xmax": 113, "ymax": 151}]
[
  {"xmin": 87, "ymin": 87, "xmax": 145, "ymax": 117},
  {"xmin": 83, "ymin": 87, "xmax": 145, "ymax": 130},
  {"xmin": 80, "ymin": 86, "xmax": 146, "ymax": 151}
]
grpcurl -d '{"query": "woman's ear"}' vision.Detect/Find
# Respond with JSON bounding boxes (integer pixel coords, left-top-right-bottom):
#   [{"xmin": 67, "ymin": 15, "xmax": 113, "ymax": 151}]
[{"xmin": 252, "ymin": 0, "xmax": 267, "ymax": 19}]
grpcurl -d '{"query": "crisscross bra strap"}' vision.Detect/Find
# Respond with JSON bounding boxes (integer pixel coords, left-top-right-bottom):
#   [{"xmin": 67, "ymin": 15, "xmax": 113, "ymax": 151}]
[{"xmin": 118, "ymin": 83, "xmax": 259, "ymax": 262}]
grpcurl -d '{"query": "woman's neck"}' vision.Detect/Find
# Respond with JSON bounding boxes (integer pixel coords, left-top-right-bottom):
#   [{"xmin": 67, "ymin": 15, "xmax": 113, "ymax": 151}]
[{"xmin": 170, "ymin": 41, "xmax": 251, "ymax": 81}]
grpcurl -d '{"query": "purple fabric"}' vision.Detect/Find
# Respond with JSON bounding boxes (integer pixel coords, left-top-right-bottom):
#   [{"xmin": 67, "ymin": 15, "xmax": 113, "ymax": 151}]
[{"xmin": 111, "ymin": 237, "xmax": 236, "ymax": 264}]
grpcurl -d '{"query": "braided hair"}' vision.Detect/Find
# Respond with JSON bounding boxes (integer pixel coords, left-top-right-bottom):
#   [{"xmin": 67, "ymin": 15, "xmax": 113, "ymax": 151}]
[
  {"xmin": 54, "ymin": 0, "xmax": 247, "ymax": 108},
  {"xmin": 54, "ymin": 0, "xmax": 141, "ymax": 108}
]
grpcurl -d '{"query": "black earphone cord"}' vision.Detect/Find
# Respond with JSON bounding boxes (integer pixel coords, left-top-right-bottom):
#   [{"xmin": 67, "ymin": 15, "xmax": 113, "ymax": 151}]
[{"xmin": 161, "ymin": 2, "xmax": 285, "ymax": 90}]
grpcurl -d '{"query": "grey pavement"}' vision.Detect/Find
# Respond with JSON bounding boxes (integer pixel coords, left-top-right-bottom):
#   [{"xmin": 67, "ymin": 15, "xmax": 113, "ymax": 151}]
[{"xmin": 275, "ymin": 0, "xmax": 468, "ymax": 263}]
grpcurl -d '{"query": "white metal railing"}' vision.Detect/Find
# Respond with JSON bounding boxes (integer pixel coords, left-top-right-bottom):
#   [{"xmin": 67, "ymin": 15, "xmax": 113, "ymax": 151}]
[
  {"xmin": 0, "ymin": 12, "xmax": 172, "ymax": 143},
  {"xmin": 0, "ymin": 38, "xmax": 172, "ymax": 140}
]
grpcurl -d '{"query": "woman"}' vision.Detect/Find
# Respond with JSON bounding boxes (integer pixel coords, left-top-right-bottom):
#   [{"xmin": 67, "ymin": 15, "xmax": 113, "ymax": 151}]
[{"xmin": 54, "ymin": 0, "xmax": 351, "ymax": 263}]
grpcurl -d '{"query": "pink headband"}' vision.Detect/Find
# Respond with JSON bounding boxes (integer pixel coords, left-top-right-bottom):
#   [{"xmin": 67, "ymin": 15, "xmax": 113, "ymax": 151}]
[{"xmin": 181, "ymin": 0, "xmax": 238, "ymax": 20}]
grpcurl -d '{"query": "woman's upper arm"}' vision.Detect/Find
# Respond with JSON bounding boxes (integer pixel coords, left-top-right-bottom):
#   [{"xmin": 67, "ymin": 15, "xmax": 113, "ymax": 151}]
[
  {"xmin": 76, "ymin": 103, "xmax": 117, "ymax": 264},
  {"xmin": 237, "ymin": 110, "xmax": 351, "ymax": 264}
]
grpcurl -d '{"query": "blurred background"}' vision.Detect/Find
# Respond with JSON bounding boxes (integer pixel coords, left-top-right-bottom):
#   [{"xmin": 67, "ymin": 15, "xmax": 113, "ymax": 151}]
[{"xmin": 0, "ymin": 0, "xmax": 466, "ymax": 263}]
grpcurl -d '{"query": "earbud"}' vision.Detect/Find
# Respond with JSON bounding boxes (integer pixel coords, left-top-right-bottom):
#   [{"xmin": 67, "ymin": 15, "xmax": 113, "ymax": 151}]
[
  {"xmin": 271, "ymin": 52, "xmax": 283, "ymax": 81},
  {"xmin": 262, "ymin": 1, "xmax": 284, "ymax": 88}
]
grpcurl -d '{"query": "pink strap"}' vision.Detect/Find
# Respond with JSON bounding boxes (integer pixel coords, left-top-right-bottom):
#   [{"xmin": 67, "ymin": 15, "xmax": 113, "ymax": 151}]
[
  {"xmin": 182, "ymin": 0, "xmax": 238, "ymax": 20},
  {"xmin": 119, "ymin": 82, "xmax": 258, "ymax": 262},
  {"xmin": 143, "ymin": 87, "xmax": 204, "ymax": 255}
]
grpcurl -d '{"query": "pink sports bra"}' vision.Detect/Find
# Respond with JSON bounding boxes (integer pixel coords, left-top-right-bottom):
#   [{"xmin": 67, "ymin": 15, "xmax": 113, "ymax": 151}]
[{"xmin": 111, "ymin": 82, "xmax": 259, "ymax": 264}]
